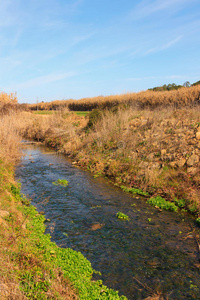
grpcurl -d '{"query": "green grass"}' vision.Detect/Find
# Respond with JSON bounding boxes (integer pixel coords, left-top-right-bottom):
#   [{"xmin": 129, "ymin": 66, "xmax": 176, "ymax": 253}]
[
  {"xmin": 74, "ymin": 111, "xmax": 89, "ymax": 117},
  {"xmin": 33, "ymin": 110, "xmax": 89, "ymax": 117},
  {"xmin": 33, "ymin": 110, "xmax": 55, "ymax": 115}
]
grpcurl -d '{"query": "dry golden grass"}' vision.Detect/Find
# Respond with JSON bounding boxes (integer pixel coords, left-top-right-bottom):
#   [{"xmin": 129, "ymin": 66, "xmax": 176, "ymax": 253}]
[
  {"xmin": 0, "ymin": 114, "xmax": 21, "ymax": 163},
  {"xmin": 11, "ymin": 102, "xmax": 200, "ymax": 213},
  {"xmin": 0, "ymin": 92, "xmax": 18, "ymax": 104},
  {"xmin": 29, "ymin": 85, "xmax": 200, "ymax": 111}
]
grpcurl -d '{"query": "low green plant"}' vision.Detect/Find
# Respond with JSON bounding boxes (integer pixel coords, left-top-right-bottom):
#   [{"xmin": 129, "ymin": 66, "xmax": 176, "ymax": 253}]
[
  {"xmin": 20, "ymin": 204, "xmax": 127, "ymax": 299},
  {"xmin": 94, "ymin": 172, "xmax": 102, "ymax": 178},
  {"xmin": 196, "ymin": 217, "xmax": 200, "ymax": 226},
  {"xmin": 188, "ymin": 204, "xmax": 198, "ymax": 214},
  {"xmin": 72, "ymin": 121, "xmax": 80, "ymax": 127},
  {"xmin": 52, "ymin": 179, "xmax": 69, "ymax": 186},
  {"xmin": 2, "ymin": 165, "xmax": 126, "ymax": 299},
  {"xmin": 174, "ymin": 197, "xmax": 186, "ymax": 208},
  {"xmin": 147, "ymin": 196, "xmax": 178, "ymax": 212},
  {"xmin": 116, "ymin": 211, "xmax": 130, "ymax": 221},
  {"xmin": 120, "ymin": 185, "xmax": 149, "ymax": 196}
]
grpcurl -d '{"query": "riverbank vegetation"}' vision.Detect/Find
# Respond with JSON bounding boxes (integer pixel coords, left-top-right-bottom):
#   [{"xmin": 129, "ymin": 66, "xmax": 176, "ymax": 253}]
[
  {"xmin": 18, "ymin": 87, "xmax": 200, "ymax": 224},
  {"xmin": 0, "ymin": 93, "xmax": 126, "ymax": 299}
]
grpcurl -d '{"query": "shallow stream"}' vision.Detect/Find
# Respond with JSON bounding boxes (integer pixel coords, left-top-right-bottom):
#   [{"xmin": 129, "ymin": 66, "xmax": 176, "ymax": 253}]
[{"xmin": 15, "ymin": 142, "xmax": 200, "ymax": 299}]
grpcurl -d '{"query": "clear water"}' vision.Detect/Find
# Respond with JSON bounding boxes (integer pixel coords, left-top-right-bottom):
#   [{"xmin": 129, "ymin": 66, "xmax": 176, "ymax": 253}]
[{"xmin": 15, "ymin": 143, "xmax": 200, "ymax": 299}]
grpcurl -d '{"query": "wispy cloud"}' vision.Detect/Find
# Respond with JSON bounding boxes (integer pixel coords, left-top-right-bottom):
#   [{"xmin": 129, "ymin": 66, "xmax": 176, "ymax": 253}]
[
  {"xmin": 144, "ymin": 35, "xmax": 183, "ymax": 55},
  {"xmin": 126, "ymin": 75, "xmax": 187, "ymax": 82},
  {"xmin": 12, "ymin": 72, "xmax": 76, "ymax": 90},
  {"xmin": 129, "ymin": 0, "xmax": 193, "ymax": 20}
]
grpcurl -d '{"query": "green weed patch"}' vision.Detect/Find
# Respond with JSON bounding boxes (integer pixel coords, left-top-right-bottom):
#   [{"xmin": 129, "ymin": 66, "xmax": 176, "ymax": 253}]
[
  {"xmin": 52, "ymin": 179, "xmax": 69, "ymax": 186},
  {"xmin": 120, "ymin": 185, "xmax": 149, "ymax": 196},
  {"xmin": 147, "ymin": 196, "xmax": 178, "ymax": 212},
  {"xmin": 116, "ymin": 211, "xmax": 130, "ymax": 221},
  {"xmin": 196, "ymin": 217, "xmax": 200, "ymax": 226}
]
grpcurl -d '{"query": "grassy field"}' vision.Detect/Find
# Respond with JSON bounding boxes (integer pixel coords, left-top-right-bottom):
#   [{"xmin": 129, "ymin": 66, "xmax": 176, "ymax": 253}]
[
  {"xmin": 33, "ymin": 110, "xmax": 55, "ymax": 115},
  {"xmin": 33, "ymin": 110, "xmax": 89, "ymax": 117}
]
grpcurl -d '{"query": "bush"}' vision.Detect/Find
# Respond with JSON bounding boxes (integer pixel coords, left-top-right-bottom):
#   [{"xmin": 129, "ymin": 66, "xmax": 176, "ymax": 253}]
[{"xmin": 87, "ymin": 109, "xmax": 102, "ymax": 128}]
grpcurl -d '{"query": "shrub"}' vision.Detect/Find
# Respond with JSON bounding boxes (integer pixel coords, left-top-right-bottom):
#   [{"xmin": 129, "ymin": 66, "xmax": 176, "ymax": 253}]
[{"xmin": 87, "ymin": 109, "xmax": 102, "ymax": 128}]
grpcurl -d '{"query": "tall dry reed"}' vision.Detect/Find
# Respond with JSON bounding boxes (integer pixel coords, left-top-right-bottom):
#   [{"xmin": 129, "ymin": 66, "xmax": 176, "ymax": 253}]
[{"xmin": 28, "ymin": 85, "xmax": 200, "ymax": 111}]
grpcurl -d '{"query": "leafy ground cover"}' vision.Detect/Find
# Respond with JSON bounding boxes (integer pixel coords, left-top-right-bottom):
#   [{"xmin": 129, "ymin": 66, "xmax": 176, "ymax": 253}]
[{"xmin": 116, "ymin": 212, "xmax": 130, "ymax": 221}]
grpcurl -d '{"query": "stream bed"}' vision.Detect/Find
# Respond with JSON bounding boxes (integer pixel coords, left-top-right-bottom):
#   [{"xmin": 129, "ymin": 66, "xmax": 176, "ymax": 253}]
[{"xmin": 15, "ymin": 142, "xmax": 200, "ymax": 299}]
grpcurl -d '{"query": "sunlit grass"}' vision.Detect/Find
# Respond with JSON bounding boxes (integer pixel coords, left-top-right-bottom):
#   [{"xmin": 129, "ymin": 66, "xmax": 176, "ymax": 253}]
[{"xmin": 28, "ymin": 85, "xmax": 200, "ymax": 111}]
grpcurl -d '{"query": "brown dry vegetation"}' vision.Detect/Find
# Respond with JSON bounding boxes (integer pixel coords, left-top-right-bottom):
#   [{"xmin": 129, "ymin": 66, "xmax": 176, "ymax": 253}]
[
  {"xmin": 3, "ymin": 87, "xmax": 200, "ymax": 215},
  {"xmin": 29, "ymin": 85, "xmax": 200, "ymax": 111},
  {"xmin": 0, "ymin": 94, "xmax": 78, "ymax": 300},
  {"xmin": 14, "ymin": 104, "xmax": 200, "ymax": 217},
  {"xmin": 0, "ymin": 91, "xmax": 18, "ymax": 104}
]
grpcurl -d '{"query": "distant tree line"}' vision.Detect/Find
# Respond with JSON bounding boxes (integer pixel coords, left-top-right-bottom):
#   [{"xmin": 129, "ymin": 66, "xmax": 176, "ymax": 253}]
[{"xmin": 149, "ymin": 80, "xmax": 200, "ymax": 91}]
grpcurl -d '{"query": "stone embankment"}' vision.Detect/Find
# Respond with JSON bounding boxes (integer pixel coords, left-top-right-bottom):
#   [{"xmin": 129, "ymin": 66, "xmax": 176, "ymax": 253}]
[{"xmin": 129, "ymin": 116, "xmax": 200, "ymax": 175}]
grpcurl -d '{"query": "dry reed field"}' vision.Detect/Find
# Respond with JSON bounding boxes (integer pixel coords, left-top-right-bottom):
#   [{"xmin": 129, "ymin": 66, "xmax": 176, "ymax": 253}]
[{"xmin": 29, "ymin": 85, "xmax": 200, "ymax": 111}]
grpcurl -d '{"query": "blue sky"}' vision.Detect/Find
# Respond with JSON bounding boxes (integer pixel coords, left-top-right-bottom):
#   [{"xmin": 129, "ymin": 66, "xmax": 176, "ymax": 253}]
[{"xmin": 0, "ymin": 0, "xmax": 200, "ymax": 103}]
